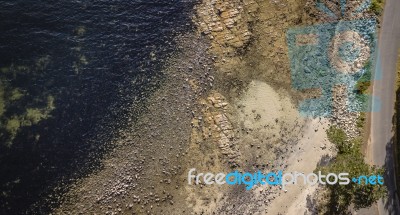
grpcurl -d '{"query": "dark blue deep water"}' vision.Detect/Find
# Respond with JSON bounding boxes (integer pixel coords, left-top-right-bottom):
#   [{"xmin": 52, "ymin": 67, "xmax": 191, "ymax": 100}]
[{"xmin": 0, "ymin": 1, "xmax": 197, "ymax": 214}]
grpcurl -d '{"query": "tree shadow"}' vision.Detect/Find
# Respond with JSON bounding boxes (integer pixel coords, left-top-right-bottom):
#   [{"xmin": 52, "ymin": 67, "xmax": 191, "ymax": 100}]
[{"xmin": 383, "ymin": 107, "xmax": 400, "ymax": 213}]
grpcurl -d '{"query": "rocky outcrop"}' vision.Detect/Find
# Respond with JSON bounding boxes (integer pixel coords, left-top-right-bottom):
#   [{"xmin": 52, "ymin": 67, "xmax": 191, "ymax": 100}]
[
  {"xmin": 194, "ymin": 0, "xmax": 258, "ymax": 55},
  {"xmin": 190, "ymin": 91, "xmax": 240, "ymax": 167}
]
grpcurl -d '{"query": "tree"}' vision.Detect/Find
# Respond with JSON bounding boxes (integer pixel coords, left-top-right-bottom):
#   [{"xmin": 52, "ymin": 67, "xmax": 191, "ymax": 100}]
[{"xmin": 316, "ymin": 127, "xmax": 387, "ymax": 214}]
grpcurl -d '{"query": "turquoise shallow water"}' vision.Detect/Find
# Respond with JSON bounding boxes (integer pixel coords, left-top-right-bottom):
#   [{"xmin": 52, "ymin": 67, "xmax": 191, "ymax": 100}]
[{"xmin": 0, "ymin": 1, "xmax": 196, "ymax": 213}]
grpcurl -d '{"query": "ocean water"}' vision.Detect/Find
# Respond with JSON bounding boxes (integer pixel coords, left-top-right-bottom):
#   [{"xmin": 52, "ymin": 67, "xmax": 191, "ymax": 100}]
[{"xmin": 0, "ymin": 0, "xmax": 196, "ymax": 213}]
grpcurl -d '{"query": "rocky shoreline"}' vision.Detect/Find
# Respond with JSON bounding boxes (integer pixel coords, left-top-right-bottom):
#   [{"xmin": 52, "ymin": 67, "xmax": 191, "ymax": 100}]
[
  {"xmin": 53, "ymin": 33, "xmax": 217, "ymax": 214},
  {"xmin": 51, "ymin": 0, "xmax": 378, "ymax": 214}
]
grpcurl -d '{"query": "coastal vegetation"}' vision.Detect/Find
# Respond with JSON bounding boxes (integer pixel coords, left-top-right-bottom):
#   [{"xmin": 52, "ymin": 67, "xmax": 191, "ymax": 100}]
[
  {"xmin": 354, "ymin": 61, "xmax": 372, "ymax": 112},
  {"xmin": 355, "ymin": 61, "xmax": 372, "ymax": 95},
  {"xmin": 356, "ymin": 112, "xmax": 366, "ymax": 129},
  {"xmin": 315, "ymin": 126, "xmax": 386, "ymax": 214},
  {"xmin": 370, "ymin": 0, "xmax": 385, "ymax": 15}
]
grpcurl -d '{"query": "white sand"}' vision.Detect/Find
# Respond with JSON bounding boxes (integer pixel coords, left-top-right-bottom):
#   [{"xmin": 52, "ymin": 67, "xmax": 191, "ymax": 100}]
[
  {"xmin": 265, "ymin": 118, "xmax": 334, "ymax": 215},
  {"xmin": 235, "ymin": 80, "xmax": 302, "ymax": 141},
  {"xmin": 233, "ymin": 81, "xmax": 334, "ymax": 214}
]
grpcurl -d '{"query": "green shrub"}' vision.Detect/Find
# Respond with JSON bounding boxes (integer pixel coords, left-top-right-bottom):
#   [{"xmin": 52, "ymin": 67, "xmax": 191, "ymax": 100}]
[
  {"xmin": 370, "ymin": 0, "xmax": 384, "ymax": 15},
  {"xmin": 356, "ymin": 112, "xmax": 366, "ymax": 129},
  {"xmin": 326, "ymin": 126, "xmax": 349, "ymax": 154},
  {"xmin": 316, "ymin": 126, "xmax": 387, "ymax": 214},
  {"xmin": 355, "ymin": 61, "xmax": 372, "ymax": 94}
]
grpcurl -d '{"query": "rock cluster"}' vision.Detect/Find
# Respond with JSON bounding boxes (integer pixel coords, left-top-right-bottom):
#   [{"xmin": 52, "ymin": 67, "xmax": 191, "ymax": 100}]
[
  {"xmin": 331, "ymin": 85, "xmax": 360, "ymax": 138},
  {"xmin": 303, "ymin": 0, "xmax": 376, "ymax": 23},
  {"xmin": 328, "ymin": 30, "xmax": 370, "ymax": 74},
  {"xmin": 194, "ymin": 0, "xmax": 258, "ymax": 55},
  {"xmin": 191, "ymin": 91, "xmax": 240, "ymax": 167}
]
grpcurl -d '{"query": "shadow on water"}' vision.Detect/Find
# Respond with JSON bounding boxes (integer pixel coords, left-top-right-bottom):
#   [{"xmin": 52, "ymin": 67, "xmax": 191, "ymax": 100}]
[{"xmin": 0, "ymin": 0, "xmax": 197, "ymax": 214}]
